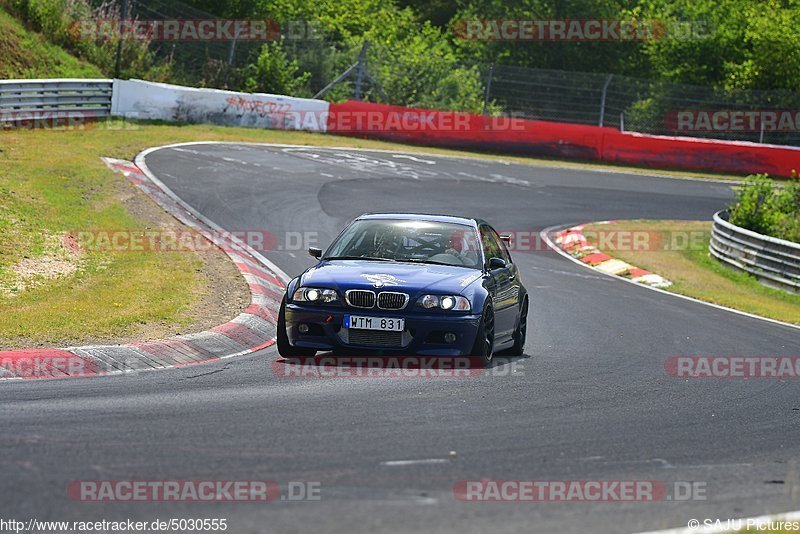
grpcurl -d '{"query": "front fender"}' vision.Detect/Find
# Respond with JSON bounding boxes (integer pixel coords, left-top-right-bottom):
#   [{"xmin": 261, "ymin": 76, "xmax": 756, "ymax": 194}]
[
  {"xmin": 465, "ymin": 279, "xmax": 492, "ymax": 313},
  {"xmin": 285, "ymin": 277, "xmax": 300, "ymax": 301}
]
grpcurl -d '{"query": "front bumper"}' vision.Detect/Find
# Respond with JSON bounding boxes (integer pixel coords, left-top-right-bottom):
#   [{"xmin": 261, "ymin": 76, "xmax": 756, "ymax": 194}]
[{"xmin": 285, "ymin": 303, "xmax": 481, "ymax": 356}]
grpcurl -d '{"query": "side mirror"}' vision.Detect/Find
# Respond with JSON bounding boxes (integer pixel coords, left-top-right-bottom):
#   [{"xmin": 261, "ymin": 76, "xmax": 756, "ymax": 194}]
[
  {"xmin": 488, "ymin": 257, "xmax": 507, "ymax": 270},
  {"xmin": 499, "ymin": 234, "xmax": 512, "ymax": 244},
  {"xmin": 308, "ymin": 247, "xmax": 322, "ymax": 259}
]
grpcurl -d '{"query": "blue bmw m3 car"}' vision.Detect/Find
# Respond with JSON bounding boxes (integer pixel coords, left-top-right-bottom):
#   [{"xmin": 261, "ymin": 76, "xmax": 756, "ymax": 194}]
[{"xmin": 277, "ymin": 213, "xmax": 528, "ymax": 366}]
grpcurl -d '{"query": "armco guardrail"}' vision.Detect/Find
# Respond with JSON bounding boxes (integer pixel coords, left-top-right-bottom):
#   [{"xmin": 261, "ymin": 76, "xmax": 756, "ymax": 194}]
[
  {"xmin": 710, "ymin": 210, "xmax": 800, "ymax": 293},
  {"xmin": 0, "ymin": 79, "xmax": 113, "ymax": 121}
]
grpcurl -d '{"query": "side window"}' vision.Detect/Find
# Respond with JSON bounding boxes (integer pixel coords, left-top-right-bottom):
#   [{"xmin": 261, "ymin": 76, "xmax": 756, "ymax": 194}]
[
  {"xmin": 492, "ymin": 229, "xmax": 513, "ymax": 264},
  {"xmin": 479, "ymin": 225, "xmax": 502, "ymax": 266}
]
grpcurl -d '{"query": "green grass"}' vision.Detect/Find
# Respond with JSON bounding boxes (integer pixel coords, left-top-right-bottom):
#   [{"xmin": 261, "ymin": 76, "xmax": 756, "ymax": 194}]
[
  {"xmin": 583, "ymin": 220, "xmax": 800, "ymax": 325},
  {"xmin": 0, "ymin": 6, "xmax": 103, "ymax": 78}
]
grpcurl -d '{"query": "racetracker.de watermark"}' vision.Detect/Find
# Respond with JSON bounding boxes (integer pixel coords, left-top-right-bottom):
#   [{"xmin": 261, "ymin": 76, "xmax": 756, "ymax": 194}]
[
  {"xmin": 325, "ymin": 111, "xmax": 527, "ymax": 132},
  {"xmin": 67, "ymin": 229, "xmax": 317, "ymax": 253},
  {"xmin": 534, "ymin": 228, "xmax": 707, "ymax": 253},
  {"xmin": 0, "ymin": 112, "xmax": 140, "ymax": 131},
  {"xmin": 453, "ymin": 19, "xmax": 707, "ymax": 41},
  {"xmin": 0, "ymin": 354, "xmax": 96, "ymax": 379},
  {"xmin": 665, "ymin": 110, "xmax": 800, "ymax": 132},
  {"xmin": 70, "ymin": 19, "xmax": 322, "ymax": 41},
  {"xmin": 453, "ymin": 480, "xmax": 706, "ymax": 501},
  {"xmin": 665, "ymin": 356, "xmax": 800, "ymax": 378},
  {"xmin": 67, "ymin": 480, "xmax": 321, "ymax": 502},
  {"xmin": 273, "ymin": 356, "xmax": 524, "ymax": 378}
]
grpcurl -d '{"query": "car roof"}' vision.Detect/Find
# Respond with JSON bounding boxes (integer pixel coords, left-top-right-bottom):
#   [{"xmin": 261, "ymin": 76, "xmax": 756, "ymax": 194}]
[{"xmin": 356, "ymin": 213, "xmax": 484, "ymax": 228}]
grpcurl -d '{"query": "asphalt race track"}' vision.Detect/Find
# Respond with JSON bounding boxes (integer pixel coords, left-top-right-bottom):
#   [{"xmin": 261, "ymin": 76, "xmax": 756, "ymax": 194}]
[{"xmin": 3, "ymin": 143, "xmax": 800, "ymax": 534}]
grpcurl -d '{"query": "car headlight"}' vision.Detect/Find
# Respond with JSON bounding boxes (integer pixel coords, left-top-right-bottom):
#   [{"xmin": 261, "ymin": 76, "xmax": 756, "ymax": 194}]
[
  {"xmin": 418, "ymin": 294, "xmax": 471, "ymax": 311},
  {"xmin": 292, "ymin": 287, "xmax": 339, "ymax": 303}
]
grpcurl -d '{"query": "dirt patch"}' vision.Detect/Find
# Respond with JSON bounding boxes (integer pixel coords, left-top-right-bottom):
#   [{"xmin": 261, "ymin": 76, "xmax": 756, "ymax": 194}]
[{"xmin": 1, "ymin": 233, "xmax": 85, "ymax": 296}]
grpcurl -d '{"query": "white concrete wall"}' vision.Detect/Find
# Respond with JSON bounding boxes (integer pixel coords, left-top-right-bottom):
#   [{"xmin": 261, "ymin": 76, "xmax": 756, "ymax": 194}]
[{"xmin": 111, "ymin": 79, "xmax": 329, "ymax": 131}]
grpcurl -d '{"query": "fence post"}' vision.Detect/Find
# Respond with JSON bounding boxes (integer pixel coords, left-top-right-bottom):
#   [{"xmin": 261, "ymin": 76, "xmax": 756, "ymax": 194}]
[
  {"xmin": 598, "ymin": 74, "xmax": 613, "ymax": 127},
  {"xmin": 312, "ymin": 42, "xmax": 379, "ymax": 100},
  {"xmin": 354, "ymin": 42, "xmax": 370, "ymax": 101},
  {"xmin": 227, "ymin": 27, "xmax": 243, "ymax": 66},
  {"xmin": 483, "ymin": 63, "xmax": 494, "ymax": 115},
  {"xmin": 620, "ymin": 112, "xmax": 624, "ymax": 132},
  {"xmin": 114, "ymin": 0, "xmax": 129, "ymax": 78}
]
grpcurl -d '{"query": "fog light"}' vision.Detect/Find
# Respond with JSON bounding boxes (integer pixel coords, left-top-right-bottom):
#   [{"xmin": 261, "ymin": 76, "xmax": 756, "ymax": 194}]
[
  {"xmin": 298, "ymin": 323, "xmax": 310, "ymax": 334},
  {"xmin": 444, "ymin": 332, "xmax": 457, "ymax": 344}
]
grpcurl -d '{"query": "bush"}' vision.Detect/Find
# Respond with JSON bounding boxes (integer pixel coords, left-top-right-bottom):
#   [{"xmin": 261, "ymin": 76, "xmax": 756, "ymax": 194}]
[
  {"xmin": 728, "ymin": 174, "xmax": 800, "ymax": 243},
  {"xmin": 243, "ymin": 39, "xmax": 312, "ymax": 97}
]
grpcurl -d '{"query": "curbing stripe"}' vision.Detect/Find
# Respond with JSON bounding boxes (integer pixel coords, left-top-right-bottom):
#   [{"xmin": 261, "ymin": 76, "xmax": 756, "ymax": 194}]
[
  {"xmin": 212, "ymin": 322, "xmax": 265, "ymax": 349},
  {"xmin": 595, "ymin": 258, "xmax": 633, "ymax": 275},
  {"xmin": 248, "ymin": 283, "xmax": 284, "ymax": 302},
  {"xmin": 67, "ymin": 347, "xmax": 126, "ymax": 372},
  {"xmin": 148, "ymin": 339, "xmax": 207, "ymax": 363},
  {"xmin": 232, "ymin": 314, "xmax": 277, "ymax": 340},
  {"xmin": 134, "ymin": 341, "xmax": 194, "ymax": 366},
  {"xmin": 0, "ymin": 349, "xmax": 86, "ymax": 379},
  {"xmin": 250, "ymin": 292, "xmax": 282, "ymax": 308},
  {"xmin": 244, "ymin": 304, "xmax": 278, "ymax": 323},
  {"xmin": 556, "ymin": 224, "xmax": 673, "ymax": 288},
  {"xmin": 237, "ymin": 263, "xmax": 282, "ymax": 286},
  {"xmin": 175, "ymin": 331, "xmax": 249, "ymax": 358}
]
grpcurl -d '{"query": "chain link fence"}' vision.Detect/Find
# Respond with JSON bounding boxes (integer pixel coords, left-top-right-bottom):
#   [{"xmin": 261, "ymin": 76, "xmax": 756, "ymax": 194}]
[
  {"xmin": 114, "ymin": 0, "xmax": 800, "ymax": 147},
  {"xmin": 125, "ymin": 0, "xmax": 350, "ymax": 92},
  {"xmin": 485, "ymin": 64, "xmax": 800, "ymax": 146}
]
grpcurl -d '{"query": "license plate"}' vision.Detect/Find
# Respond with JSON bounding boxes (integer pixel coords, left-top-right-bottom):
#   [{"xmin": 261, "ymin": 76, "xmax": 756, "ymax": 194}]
[{"xmin": 344, "ymin": 315, "xmax": 404, "ymax": 332}]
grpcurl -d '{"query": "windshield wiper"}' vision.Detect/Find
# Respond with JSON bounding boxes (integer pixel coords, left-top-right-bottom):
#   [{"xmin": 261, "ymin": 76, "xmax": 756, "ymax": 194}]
[
  {"xmin": 400, "ymin": 258, "xmax": 454, "ymax": 266},
  {"xmin": 325, "ymin": 255, "xmax": 395, "ymax": 262}
]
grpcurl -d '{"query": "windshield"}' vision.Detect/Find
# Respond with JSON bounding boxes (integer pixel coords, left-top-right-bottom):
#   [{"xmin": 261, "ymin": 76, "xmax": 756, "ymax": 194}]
[{"xmin": 324, "ymin": 219, "xmax": 482, "ymax": 268}]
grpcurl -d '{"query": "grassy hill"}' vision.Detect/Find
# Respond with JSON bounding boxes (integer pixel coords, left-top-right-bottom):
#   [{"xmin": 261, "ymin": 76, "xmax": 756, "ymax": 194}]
[{"xmin": 0, "ymin": 6, "xmax": 103, "ymax": 79}]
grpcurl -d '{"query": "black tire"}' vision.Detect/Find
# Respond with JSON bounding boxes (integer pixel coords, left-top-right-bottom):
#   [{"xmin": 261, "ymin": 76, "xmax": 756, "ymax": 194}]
[
  {"xmin": 277, "ymin": 296, "xmax": 316, "ymax": 359},
  {"xmin": 507, "ymin": 297, "xmax": 528, "ymax": 356},
  {"xmin": 470, "ymin": 304, "xmax": 495, "ymax": 367}
]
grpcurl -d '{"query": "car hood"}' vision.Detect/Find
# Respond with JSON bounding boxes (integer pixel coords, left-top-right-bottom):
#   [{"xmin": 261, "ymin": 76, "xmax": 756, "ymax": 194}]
[{"xmin": 300, "ymin": 260, "xmax": 483, "ymax": 295}]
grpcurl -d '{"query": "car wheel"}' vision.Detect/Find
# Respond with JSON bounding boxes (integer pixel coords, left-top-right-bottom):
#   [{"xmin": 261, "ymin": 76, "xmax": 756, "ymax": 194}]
[
  {"xmin": 507, "ymin": 297, "xmax": 528, "ymax": 356},
  {"xmin": 277, "ymin": 295, "xmax": 316, "ymax": 359},
  {"xmin": 470, "ymin": 304, "xmax": 495, "ymax": 367}
]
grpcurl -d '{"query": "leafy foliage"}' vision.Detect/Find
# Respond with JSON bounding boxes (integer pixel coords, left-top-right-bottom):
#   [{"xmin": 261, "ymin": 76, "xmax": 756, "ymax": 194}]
[
  {"xmin": 729, "ymin": 175, "xmax": 800, "ymax": 243},
  {"xmin": 3, "ymin": 0, "xmax": 170, "ymax": 80},
  {"xmin": 243, "ymin": 39, "xmax": 312, "ymax": 96}
]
